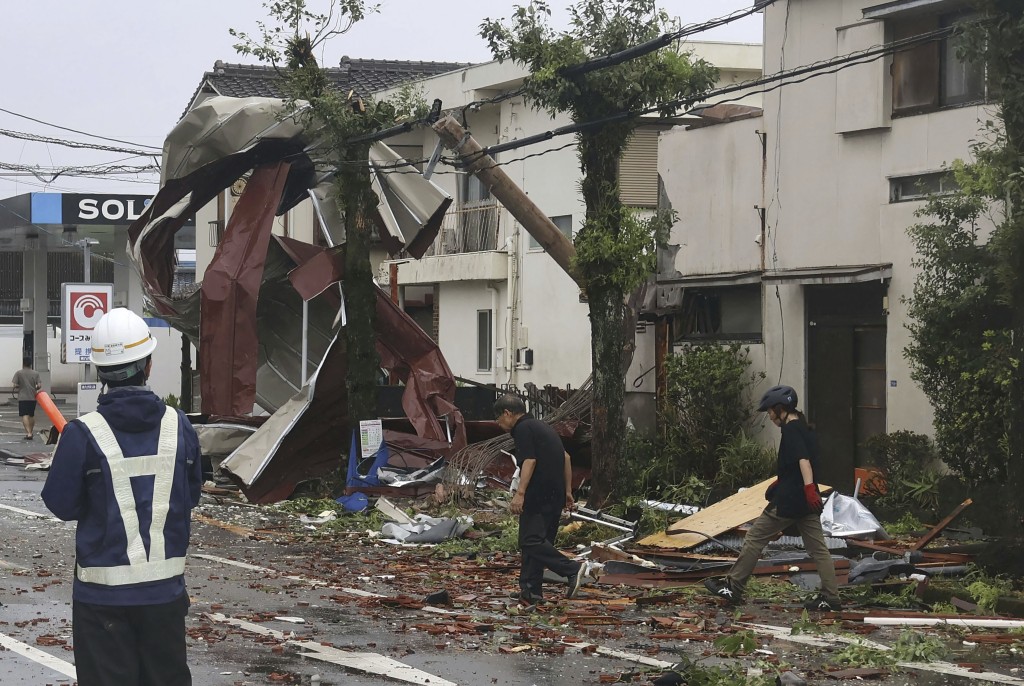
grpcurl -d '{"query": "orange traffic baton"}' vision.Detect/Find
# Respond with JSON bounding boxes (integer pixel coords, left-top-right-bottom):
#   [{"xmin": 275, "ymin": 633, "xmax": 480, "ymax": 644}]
[{"xmin": 35, "ymin": 390, "xmax": 67, "ymax": 433}]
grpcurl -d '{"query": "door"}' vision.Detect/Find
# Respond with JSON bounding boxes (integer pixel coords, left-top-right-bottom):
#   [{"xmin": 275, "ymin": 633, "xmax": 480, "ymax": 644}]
[
  {"xmin": 805, "ymin": 283, "xmax": 887, "ymax": 494},
  {"xmin": 807, "ymin": 324, "xmax": 855, "ymax": 492}
]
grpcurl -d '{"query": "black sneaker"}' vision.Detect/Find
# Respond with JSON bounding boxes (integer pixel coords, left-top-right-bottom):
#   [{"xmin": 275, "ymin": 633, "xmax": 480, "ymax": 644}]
[
  {"xmin": 804, "ymin": 595, "xmax": 842, "ymax": 612},
  {"xmin": 509, "ymin": 590, "xmax": 545, "ymax": 603},
  {"xmin": 566, "ymin": 565, "xmax": 587, "ymax": 599},
  {"xmin": 703, "ymin": 577, "xmax": 744, "ymax": 604}
]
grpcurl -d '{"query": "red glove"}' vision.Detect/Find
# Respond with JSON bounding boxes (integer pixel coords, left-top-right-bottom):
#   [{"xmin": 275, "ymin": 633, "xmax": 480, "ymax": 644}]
[
  {"xmin": 804, "ymin": 484, "xmax": 823, "ymax": 513},
  {"xmin": 765, "ymin": 480, "xmax": 779, "ymax": 501}
]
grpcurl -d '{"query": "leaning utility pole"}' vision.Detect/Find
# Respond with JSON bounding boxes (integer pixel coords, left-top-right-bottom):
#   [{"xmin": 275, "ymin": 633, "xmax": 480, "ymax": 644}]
[{"xmin": 432, "ymin": 116, "xmax": 579, "ymax": 284}]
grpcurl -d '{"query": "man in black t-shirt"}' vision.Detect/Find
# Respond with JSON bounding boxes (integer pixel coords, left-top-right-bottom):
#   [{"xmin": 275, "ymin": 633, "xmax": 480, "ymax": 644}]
[{"xmin": 495, "ymin": 394, "xmax": 586, "ymax": 602}]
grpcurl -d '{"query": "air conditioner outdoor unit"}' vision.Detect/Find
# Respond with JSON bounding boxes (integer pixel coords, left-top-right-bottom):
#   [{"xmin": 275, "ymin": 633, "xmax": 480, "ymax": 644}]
[{"xmin": 19, "ymin": 298, "xmax": 32, "ymax": 312}]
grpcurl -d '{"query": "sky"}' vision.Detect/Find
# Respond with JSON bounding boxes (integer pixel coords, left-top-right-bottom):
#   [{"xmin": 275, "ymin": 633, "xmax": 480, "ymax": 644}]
[{"xmin": 0, "ymin": 0, "xmax": 762, "ymax": 199}]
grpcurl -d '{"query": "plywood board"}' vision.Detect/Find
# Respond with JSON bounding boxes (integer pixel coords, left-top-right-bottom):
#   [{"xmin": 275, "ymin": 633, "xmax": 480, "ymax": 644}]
[{"xmin": 637, "ymin": 479, "xmax": 832, "ymax": 550}]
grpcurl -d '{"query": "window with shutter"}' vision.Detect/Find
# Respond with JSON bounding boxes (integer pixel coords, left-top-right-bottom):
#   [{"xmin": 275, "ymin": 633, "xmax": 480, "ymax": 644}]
[{"xmin": 618, "ymin": 128, "xmax": 660, "ymax": 208}]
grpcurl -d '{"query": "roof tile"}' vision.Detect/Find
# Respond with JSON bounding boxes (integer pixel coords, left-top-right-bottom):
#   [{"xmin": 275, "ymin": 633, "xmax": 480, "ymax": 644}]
[{"xmin": 185, "ymin": 58, "xmax": 470, "ymax": 116}]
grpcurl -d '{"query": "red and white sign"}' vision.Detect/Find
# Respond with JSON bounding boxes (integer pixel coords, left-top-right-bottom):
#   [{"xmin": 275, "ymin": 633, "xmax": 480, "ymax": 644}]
[{"xmin": 61, "ymin": 284, "xmax": 113, "ymax": 364}]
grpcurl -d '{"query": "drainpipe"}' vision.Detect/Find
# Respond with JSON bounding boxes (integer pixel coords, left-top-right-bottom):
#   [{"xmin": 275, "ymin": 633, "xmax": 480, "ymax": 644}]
[
  {"xmin": 757, "ymin": 129, "xmax": 767, "ymax": 272},
  {"xmin": 506, "ymin": 227, "xmax": 519, "ymax": 386},
  {"xmin": 486, "ymin": 283, "xmax": 500, "ymax": 386}
]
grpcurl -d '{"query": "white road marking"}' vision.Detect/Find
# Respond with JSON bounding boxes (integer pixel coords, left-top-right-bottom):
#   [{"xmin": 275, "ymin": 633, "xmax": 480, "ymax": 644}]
[
  {"xmin": 0, "ymin": 631, "xmax": 77, "ymax": 679},
  {"xmin": 743, "ymin": 623, "xmax": 1024, "ymax": 685},
  {"xmin": 0, "ymin": 503, "xmax": 58, "ymax": 520},
  {"xmin": 206, "ymin": 613, "xmax": 457, "ymax": 686},
  {"xmin": 192, "ymin": 553, "xmax": 457, "ymax": 609},
  {"xmin": 0, "ymin": 558, "xmax": 27, "ymax": 570}
]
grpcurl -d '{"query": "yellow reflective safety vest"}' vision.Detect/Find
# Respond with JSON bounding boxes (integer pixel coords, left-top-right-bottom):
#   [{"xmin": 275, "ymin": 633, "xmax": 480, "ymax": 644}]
[{"xmin": 74, "ymin": 406, "xmax": 187, "ymax": 586}]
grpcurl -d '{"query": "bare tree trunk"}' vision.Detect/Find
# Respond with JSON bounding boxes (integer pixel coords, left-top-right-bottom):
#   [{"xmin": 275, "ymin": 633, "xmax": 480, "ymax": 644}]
[
  {"xmin": 579, "ymin": 133, "xmax": 629, "ymax": 507},
  {"xmin": 341, "ymin": 142, "xmax": 379, "ymax": 425},
  {"xmin": 587, "ymin": 283, "xmax": 628, "ymax": 506}
]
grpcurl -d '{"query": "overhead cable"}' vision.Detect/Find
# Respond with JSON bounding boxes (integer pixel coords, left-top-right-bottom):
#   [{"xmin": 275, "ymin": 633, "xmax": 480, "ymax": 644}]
[
  {"xmin": 467, "ymin": 24, "xmax": 958, "ymax": 161},
  {"xmin": 560, "ymin": 0, "xmax": 775, "ymax": 78},
  {"xmin": 0, "ymin": 106, "xmax": 162, "ymax": 150},
  {"xmin": 0, "ymin": 128, "xmax": 155, "ymax": 157}
]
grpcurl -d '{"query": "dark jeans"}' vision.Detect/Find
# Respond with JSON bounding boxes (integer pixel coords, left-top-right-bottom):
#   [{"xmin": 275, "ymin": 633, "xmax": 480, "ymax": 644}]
[
  {"xmin": 518, "ymin": 505, "xmax": 580, "ymax": 596},
  {"xmin": 73, "ymin": 593, "xmax": 191, "ymax": 686}
]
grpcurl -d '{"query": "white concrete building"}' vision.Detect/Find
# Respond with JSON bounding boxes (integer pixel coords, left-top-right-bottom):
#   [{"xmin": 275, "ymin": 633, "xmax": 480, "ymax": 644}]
[
  {"xmin": 374, "ymin": 42, "xmax": 762, "ymax": 424},
  {"xmin": 655, "ymin": 0, "xmax": 995, "ymax": 490}
]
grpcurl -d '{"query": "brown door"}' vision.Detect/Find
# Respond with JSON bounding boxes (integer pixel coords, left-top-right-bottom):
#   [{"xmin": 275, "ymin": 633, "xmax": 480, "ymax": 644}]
[
  {"xmin": 805, "ymin": 283, "xmax": 887, "ymax": 494},
  {"xmin": 807, "ymin": 324, "xmax": 855, "ymax": 492}
]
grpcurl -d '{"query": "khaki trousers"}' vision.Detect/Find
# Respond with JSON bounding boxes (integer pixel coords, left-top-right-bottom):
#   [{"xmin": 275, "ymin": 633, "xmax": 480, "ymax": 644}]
[{"xmin": 726, "ymin": 505, "xmax": 839, "ymax": 599}]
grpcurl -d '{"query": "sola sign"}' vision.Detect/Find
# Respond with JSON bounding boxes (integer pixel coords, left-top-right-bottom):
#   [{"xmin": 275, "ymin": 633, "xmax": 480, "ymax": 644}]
[{"xmin": 61, "ymin": 284, "xmax": 113, "ymax": 364}]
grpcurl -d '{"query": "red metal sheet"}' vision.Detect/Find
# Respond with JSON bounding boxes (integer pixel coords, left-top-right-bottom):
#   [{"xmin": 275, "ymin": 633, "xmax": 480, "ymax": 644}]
[
  {"xmin": 375, "ymin": 288, "xmax": 467, "ymax": 454},
  {"xmin": 200, "ymin": 161, "xmax": 292, "ymax": 415}
]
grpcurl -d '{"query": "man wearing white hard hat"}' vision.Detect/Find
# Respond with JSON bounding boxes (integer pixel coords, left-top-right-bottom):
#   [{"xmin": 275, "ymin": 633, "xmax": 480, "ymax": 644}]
[{"xmin": 42, "ymin": 308, "xmax": 202, "ymax": 686}]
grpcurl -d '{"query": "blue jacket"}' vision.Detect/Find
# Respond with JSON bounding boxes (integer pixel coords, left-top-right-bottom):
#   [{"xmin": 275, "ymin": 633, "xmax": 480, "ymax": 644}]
[{"xmin": 42, "ymin": 387, "xmax": 202, "ymax": 606}]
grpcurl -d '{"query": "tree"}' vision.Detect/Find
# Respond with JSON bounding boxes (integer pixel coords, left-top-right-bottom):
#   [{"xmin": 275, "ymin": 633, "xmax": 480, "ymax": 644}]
[
  {"xmin": 904, "ymin": 157, "xmax": 1012, "ymax": 484},
  {"xmin": 905, "ymin": 2, "xmax": 1024, "ymax": 524},
  {"xmin": 962, "ymin": 1, "xmax": 1024, "ymax": 528},
  {"xmin": 481, "ymin": 0, "xmax": 717, "ymax": 505},
  {"xmin": 232, "ymin": 1, "xmax": 423, "ymax": 428}
]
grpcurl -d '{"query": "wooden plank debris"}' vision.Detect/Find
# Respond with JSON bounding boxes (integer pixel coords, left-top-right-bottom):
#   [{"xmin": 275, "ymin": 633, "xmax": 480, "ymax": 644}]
[
  {"xmin": 639, "ymin": 479, "xmax": 832, "ymax": 550},
  {"xmin": 910, "ymin": 498, "xmax": 973, "ymax": 551}
]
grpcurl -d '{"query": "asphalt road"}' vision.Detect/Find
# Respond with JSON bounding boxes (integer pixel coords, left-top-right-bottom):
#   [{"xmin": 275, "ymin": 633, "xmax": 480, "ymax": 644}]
[
  {"xmin": 0, "ymin": 461, "xmax": 661, "ymax": 686},
  {"xmin": 3, "ymin": 427, "xmax": 1021, "ymax": 686}
]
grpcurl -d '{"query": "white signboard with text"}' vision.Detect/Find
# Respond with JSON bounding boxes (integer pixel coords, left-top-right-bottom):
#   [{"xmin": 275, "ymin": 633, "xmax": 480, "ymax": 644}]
[
  {"xmin": 77, "ymin": 382, "xmax": 101, "ymax": 416},
  {"xmin": 61, "ymin": 283, "xmax": 113, "ymax": 364},
  {"xmin": 358, "ymin": 419, "xmax": 384, "ymax": 459}
]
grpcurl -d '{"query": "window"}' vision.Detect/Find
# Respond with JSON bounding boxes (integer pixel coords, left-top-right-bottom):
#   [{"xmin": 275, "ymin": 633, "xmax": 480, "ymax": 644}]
[
  {"xmin": 462, "ymin": 171, "xmax": 492, "ymax": 204},
  {"xmin": 529, "ymin": 215, "xmax": 572, "ymax": 250},
  {"xmin": 477, "ymin": 309, "xmax": 493, "ymax": 372},
  {"xmin": 388, "ymin": 145, "xmax": 424, "ymax": 172},
  {"xmin": 890, "ymin": 171, "xmax": 959, "ymax": 202},
  {"xmin": 891, "ymin": 12, "xmax": 987, "ymax": 114},
  {"xmin": 618, "ymin": 127, "xmax": 660, "ymax": 208},
  {"xmin": 674, "ymin": 285, "xmax": 762, "ymax": 342}
]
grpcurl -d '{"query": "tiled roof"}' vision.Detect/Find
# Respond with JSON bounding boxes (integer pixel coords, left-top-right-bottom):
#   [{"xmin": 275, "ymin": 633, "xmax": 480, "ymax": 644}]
[{"xmin": 184, "ymin": 58, "xmax": 470, "ymax": 117}]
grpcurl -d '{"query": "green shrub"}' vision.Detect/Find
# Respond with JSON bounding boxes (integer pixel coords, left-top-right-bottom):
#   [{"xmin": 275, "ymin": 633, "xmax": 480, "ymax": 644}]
[
  {"xmin": 713, "ymin": 430, "xmax": 775, "ymax": 493},
  {"xmin": 864, "ymin": 430, "xmax": 945, "ymax": 513},
  {"xmin": 163, "ymin": 393, "xmax": 180, "ymax": 409},
  {"xmin": 617, "ymin": 430, "xmax": 712, "ymax": 499},
  {"xmin": 662, "ymin": 343, "xmax": 765, "ymax": 481}
]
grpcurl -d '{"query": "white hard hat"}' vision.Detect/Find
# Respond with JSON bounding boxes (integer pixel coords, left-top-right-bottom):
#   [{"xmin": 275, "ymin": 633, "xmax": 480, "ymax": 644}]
[{"xmin": 90, "ymin": 308, "xmax": 158, "ymax": 368}]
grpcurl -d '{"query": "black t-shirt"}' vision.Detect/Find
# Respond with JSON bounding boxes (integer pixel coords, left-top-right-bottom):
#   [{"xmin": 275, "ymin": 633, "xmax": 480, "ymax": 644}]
[
  {"xmin": 770, "ymin": 418, "xmax": 821, "ymax": 519},
  {"xmin": 510, "ymin": 414, "xmax": 566, "ymax": 510}
]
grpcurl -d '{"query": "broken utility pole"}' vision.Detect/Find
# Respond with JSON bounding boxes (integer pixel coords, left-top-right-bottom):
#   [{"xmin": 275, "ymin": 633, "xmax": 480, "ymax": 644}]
[{"xmin": 432, "ymin": 116, "xmax": 579, "ymax": 284}]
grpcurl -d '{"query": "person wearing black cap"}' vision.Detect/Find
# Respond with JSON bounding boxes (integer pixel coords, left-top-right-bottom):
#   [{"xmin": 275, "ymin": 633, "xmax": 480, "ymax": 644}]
[{"xmin": 704, "ymin": 384, "xmax": 841, "ymax": 611}]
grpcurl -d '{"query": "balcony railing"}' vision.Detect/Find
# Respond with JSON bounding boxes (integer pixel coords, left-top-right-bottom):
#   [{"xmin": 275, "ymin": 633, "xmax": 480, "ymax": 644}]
[{"xmin": 424, "ymin": 203, "xmax": 501, "ymax": 257}]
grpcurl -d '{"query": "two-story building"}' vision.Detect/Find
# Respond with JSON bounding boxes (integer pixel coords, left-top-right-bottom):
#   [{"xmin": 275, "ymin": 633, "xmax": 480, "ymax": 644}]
[
  {"xmin": 655, "ymin": 0, "xmax": 995, "ymax": 489},
  {"xmin": 374, "ymin": 42, "xmax": 762, "ymax": 430},
  {"xmin": 182, "ymin": 48, "xmax": 761, "ymax": 427}
]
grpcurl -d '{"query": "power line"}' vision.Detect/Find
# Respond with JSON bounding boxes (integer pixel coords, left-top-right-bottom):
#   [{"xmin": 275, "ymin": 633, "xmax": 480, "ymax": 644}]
[
  {"xmin": 0, "ymin": 161, "xmax": 159, "ymax": 183},
  {"xmin": 465, "ymin": 24, "xmax": 958, "ymax": 162},
  {"xmin": 280, "ymin": 22, "xmax": 961, "ymax": 187},
  {"xmin": 561, "ymin": 0, "xmax": 774, "ymax": 78},
  {"xmin": 0, "ymin": 106, "xmax": 162, "ymax": 150},
  {"xmin": 343, "ymin": 1, "xmax": 776, "ymax": 150},
  {"xmin": 0, "ymin": 128, "xmax": 155, "ymax": 156}
]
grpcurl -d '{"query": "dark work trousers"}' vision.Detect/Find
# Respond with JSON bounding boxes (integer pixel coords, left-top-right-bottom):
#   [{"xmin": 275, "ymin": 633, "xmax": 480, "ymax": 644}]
[
  {"xmin": 518, "ymin": 504, "xmax": 580, "ymax": 596},
  {"xmin": 72, "ymin": 592, "xmax": 191, "ymax": 686}
]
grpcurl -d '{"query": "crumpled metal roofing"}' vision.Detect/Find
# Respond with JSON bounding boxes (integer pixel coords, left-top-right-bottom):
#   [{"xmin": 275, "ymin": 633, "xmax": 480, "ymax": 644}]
[{"xmin": 127, "ymin": 95, "xmax": 463, "ymax": 502}]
